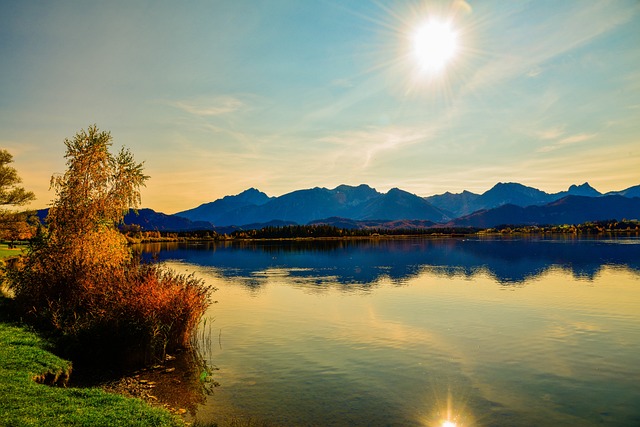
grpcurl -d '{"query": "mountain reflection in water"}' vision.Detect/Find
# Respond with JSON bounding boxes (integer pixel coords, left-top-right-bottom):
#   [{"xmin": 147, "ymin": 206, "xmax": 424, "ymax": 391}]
[
  {"xmin": 137, "ymin": 236, "xmax": 640, "ymax": 426},
  {"xmin": 138, "ymin": 235, "xmax": 640, "ymax": 286}
]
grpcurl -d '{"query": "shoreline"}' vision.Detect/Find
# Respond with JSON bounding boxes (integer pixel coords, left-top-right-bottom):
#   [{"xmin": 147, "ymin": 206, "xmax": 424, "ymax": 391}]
[{"xmin": 128, "ymin": 228, "xmax": 640, "ymax": 245}]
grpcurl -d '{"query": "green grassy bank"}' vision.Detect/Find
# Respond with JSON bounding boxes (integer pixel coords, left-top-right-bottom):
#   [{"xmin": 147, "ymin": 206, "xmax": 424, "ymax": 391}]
[
  {"xmin": 0, "ymin": 243, "xmax": 23, "ymax": 259},
  {"xmin": 0, "ymin": 295, "xmax": 184, "ymax": 427}
]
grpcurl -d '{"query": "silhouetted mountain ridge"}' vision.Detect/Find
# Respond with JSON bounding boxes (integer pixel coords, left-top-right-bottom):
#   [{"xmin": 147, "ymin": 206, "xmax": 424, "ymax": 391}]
[
  {"xmin": 606, "ymin": 184, "xmax": 640, "ymax": 198},
  {"xmin": 177, "ymin": 184, "xmax": 449, "ymax": 226},
  {"xmin": 566, "ymin": 182, "xmax": 601, "ymax": 197},
  {"xmin": 425, "ymin": 182, "xmax": 605, "ymax": 217},
  {"xmin": 144, "ymin": 183, "xmax": 640, "ymax": 230},
  {"xmin": 174, "ymin": 188, "xmax": 272, "ymax": 223},
  {"xmin": 447, "ymin": 195, "xmax": 640, "ymax": 228},
  {"xmin": 36, "ymin": 182, "xmax": 640, "ymax": 232}
]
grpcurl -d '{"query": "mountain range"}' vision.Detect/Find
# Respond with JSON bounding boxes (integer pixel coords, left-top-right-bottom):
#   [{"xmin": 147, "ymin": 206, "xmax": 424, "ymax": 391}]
[
  {"xmin": 120, "ymin": 182, "xmax": 640, "ymax": 231},
  {"xmin": 174, "ymin": 184, "xmax": 451, "ymax": 226}
]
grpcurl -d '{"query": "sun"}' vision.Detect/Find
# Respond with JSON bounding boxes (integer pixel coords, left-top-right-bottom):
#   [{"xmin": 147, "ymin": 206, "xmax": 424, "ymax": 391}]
[{"xmin": 412, "ymin": 19, "xmax": 458, "ymax": 75}]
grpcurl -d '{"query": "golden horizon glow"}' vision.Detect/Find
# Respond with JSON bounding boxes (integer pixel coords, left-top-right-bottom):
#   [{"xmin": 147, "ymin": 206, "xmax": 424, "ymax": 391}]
[{"xmin": 413, "ymin": 19, "xmax": 458, "ymax": 74}]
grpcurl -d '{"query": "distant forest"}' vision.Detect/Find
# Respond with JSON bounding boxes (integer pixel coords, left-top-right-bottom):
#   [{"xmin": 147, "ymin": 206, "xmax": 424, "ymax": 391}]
[{"xmin": 121, "ymin": 219, "xmax": 640, "ymax": 243}]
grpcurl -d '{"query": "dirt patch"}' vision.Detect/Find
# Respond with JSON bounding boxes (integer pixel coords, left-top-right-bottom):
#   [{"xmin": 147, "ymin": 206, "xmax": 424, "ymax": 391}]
[
  {"xmin": 99, "ymin": 352, "xmax": 219, "ymax": 421},
  {"xmin": 33, "ymin": 367, "xmax": 72, "ymax": 387}
]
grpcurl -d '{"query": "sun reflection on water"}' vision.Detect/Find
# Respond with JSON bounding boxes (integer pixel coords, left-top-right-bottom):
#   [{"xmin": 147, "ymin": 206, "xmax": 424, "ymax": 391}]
[{"xmin": 421, "ymin": 388, "xmax": 470, "ymax": 427}]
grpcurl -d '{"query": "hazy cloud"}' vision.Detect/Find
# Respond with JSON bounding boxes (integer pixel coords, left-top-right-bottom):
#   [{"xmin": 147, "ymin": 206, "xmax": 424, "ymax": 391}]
[
  {"xmin": 330, "ymin": 78, "xmax": 355, "ymax": 88},
  {"xmin": 538, "ymin": 132, "xmax": 597, "ymax": 153},
  {"xmin": 319, "ymin": 125, "xmax": 435, "ymax": 169},
  {"xmin": 462, "ymin": 2, "xmax": 634, "ymax": 95},
  {"xmin": 173, "ymin": 96, "xmax": 245, "ymax": 117},
  {"xmin": 537, "ymin": 127, "xmax": 565, "ymax": 141},
  {"xmin": 527, "ymin": 67, "xmax": 543, "ymax": 78},
  {"xmin": 558, "ymin": 133, "xmax": 597, "ymax": 145}
]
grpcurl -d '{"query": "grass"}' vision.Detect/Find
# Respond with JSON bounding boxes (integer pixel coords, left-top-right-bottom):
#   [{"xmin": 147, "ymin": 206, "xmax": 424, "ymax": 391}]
[
  {"xmin": 0, "ymin": 296, "xmax": 184, "ymax": 427},
  {"xmin": 0, "ymin": 243, "xmax": 23, "ymax": 259}
]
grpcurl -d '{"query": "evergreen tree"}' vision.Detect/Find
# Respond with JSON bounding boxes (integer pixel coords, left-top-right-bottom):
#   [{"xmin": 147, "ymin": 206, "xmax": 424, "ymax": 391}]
[{"xmin": 0, "ymin": 149, "xmax": 36, "ymax": 244}]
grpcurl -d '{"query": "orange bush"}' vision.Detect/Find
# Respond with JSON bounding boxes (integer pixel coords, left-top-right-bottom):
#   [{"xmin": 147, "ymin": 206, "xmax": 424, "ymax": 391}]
[
  {"xmin": 4, "ymin": 125, "xmax": 214, "ymax": 367},
  {"xmin": 7, "ymin": 246, "xmax": 213, "ymax": 365}
]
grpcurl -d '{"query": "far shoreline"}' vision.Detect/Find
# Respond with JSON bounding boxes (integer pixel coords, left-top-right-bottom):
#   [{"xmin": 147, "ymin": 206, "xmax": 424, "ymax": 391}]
[{"xmin": 127, "ymin": 228, "xmax": 640, "ymax": 245}]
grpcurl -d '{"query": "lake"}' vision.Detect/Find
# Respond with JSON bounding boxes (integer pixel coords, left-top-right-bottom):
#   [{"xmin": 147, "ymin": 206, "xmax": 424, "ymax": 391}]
[{"xmin": 139, "ymin": 236, "xmax": 640, "ymax": 426}]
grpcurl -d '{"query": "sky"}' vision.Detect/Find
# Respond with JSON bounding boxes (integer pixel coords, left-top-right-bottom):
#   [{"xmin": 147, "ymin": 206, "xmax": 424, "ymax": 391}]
[{"xmin": 1, "ymin": 0, "xmax": 639, "ymax": 214}]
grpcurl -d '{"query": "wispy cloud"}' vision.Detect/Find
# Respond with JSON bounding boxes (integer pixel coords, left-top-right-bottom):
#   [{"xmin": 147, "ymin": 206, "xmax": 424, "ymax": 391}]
[
  {"xmin": 526, "ymin": 67, "xmax": 543, "ymax": 78},
  {"xmin": 330, "ymin": 78, "xmax": 355, "ymax": 89},
  {"xmin": 538, "ymin": 132, "xmax": 598, "ymax": 153},
  {"xmin": 537, "ymin": 126, "xmax": 565, "ymax": 141},
  {"xmin": 319, "ymin": 124, "xmax": 436, "ymax": 169},
  {"xmin": 172, "ymin": 96, "xmax": 245, "ymax": 117},
  {"xmin": 558, "ymin": 133, "xmax": 597, "ymax": 145},
  {"xmin": 462, "ymin": 2, "xmax": 635, "ymax": 95}
]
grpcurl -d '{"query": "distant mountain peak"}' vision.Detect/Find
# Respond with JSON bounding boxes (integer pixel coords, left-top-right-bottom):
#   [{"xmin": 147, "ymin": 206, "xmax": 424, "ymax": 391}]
[
  {"xmin": 330, "ymin": 184, "xmax": 381, "ymax": 206},
  {"xmin": 208, "ymin": 188, "xmax": 273, "ymax": 209},
  {"xmin": 567, "ymin": 182, "xmax": 601, "ymax": 197},
  {"xmin": 334, "ymin": 183, "xmax": 376, "ymax": 192},
  {"xmin": 174, "ymin": 187, "xmax": 273, "ymax": 222},
  {"xmin": 240, "ymin": 187, "xmax": 262, "ymax": 194},
  {"xmin": 490, "ymin": 182, "xmax": 534, "ymax": 191},
  {"xmin": 226, "ymin": 188, "xmax": 271, "ymax": 204},
  {"xmin": 483, "ymin": 182, "xmax": 545, "ymax": 199}
]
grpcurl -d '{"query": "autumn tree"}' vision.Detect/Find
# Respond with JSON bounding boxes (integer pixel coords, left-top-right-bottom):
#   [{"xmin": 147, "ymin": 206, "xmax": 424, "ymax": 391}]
[
  {"xmin": 0, "ymin": 149, "xmax": 37, "ymax": 244},
  {"xmin": 45, "ymin": 125, "xmax": 148, "ymax": 272},
  {"xmin": 7, "ymin": 125, "xmax": 212, "ymax": 366},
  {"xmin": 48, "ymin": 125, "xmax": 147, "ymax": 239},
  {"xmin": 0, "ymin": 211, "xmax": 38, "ymax": 246}
]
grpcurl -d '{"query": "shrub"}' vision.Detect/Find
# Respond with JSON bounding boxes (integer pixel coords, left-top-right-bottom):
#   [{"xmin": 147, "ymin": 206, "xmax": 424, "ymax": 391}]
[
  {"xmin": 8, "ymin": 230, "xmax": 213, "ymax": 366},
  {"xmin": 4, "ymin": 125, "xmax": 214, "ymax": 367}
]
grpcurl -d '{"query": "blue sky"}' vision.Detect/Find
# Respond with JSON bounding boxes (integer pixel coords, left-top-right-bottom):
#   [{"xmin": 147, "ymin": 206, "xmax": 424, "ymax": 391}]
[{"xmin": 2, "ymin": 0, "xmax": 639, "ymax": 213}]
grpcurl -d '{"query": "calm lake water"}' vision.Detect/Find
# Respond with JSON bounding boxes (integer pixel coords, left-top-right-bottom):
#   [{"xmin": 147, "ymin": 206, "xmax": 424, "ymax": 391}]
[{"xmin": 140, "ymin": 236, "xmax": 640, "ymax": 426}]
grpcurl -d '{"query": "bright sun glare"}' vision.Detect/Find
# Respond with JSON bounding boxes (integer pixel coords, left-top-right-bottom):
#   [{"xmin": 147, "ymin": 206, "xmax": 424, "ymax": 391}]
[{"xmin": 413, "ymin": 19, "xmax": 458, "ymax": 74}]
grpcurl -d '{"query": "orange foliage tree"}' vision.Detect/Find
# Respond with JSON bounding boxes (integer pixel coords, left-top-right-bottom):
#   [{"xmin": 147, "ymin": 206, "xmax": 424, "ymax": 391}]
[{"xmin": 7, "ymin": 126, "xmax": 213, "ymax": 365}]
